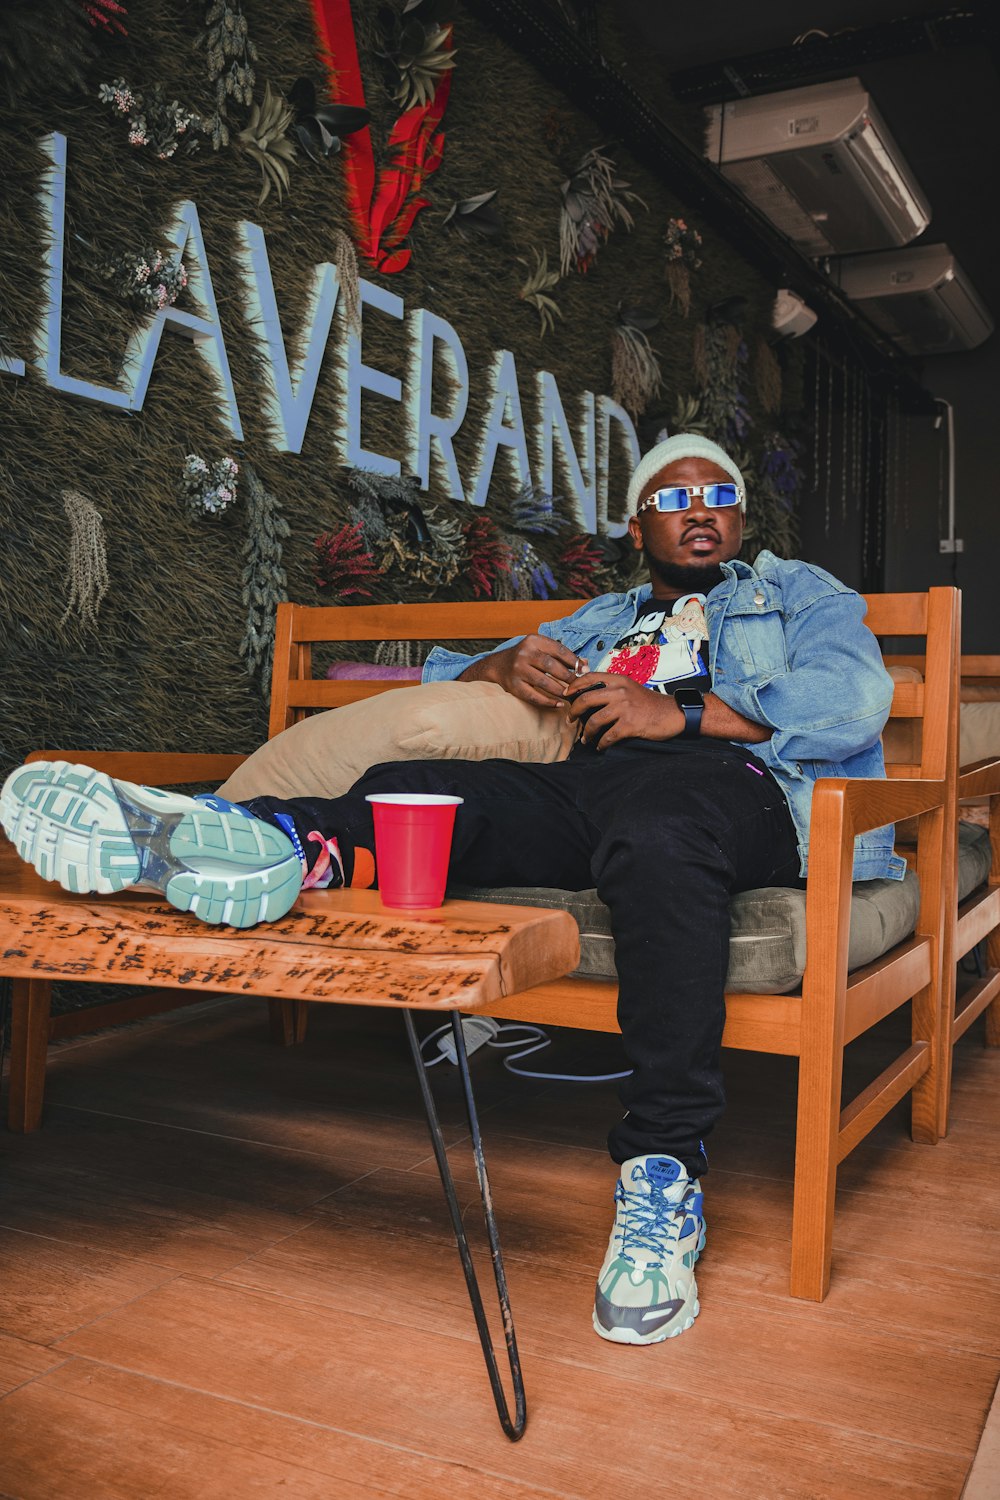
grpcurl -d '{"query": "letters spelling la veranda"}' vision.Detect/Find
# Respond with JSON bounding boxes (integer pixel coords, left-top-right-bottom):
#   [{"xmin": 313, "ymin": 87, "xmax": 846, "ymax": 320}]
[{"xmin": 3, "ymin": 132, "xmax": 641, "ymax": 537}]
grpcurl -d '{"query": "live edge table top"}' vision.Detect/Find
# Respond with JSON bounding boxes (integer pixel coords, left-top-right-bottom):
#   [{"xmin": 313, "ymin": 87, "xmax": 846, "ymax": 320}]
[{"xmin": 0, "ymin": 837, "xmax": 581, "ymax": 1011}]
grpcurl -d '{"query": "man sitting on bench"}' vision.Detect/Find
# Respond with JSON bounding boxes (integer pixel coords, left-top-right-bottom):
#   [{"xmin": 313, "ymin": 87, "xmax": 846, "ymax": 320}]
[{"xmin": 0, "ymin": 433, "xmax": 902, "ymax": 1347}]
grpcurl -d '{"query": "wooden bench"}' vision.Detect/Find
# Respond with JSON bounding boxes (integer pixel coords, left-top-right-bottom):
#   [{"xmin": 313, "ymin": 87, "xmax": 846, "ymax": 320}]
[
  {"xmin": 884, "ymin": 652, "xmax": 1000, "ymax": 1134},
  {"xmin": 7, "ymin": 588, "xmax": 967, "ymax": 1303}
]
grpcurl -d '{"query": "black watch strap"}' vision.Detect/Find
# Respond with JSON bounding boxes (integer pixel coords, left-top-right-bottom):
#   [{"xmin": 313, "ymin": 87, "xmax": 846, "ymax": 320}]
[{"xmin": 674, "ymin": 689, "xmax": 705, "ymax": 738}]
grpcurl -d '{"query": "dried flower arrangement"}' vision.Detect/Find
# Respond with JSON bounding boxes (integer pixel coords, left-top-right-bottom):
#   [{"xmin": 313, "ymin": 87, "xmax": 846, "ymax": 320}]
[
  {"xmin": 240, "ymin": 464, "xmax": 290, "ymax": 686},
  {"xmin": 559, "ymin": 145, "xmax": 645, "ymax": 275},
  {"xmin": 663, "ymin": 216, "xmax": 703, "ymax": 317},
  {"xmin": 611, "ymin": 305, "xmax": 663, "ymax": 419},
  {"xmin": 518, "ymin": 249, "xmax": 562, "ymax": 338},
  {"xmin": 59, "ymin": 489, "xmax": 109, "ymax": 631},
  {"xmin": 98, "ymin": 78, "xmax": 202, "ymax": 159},
  {"xmin": 197, "ymin": 0, "xmax": 257, "ymax": 150},
  {"xmin": 102, "ymin": 248, "xmax": 188, "ymax": 311},
  {"xmin": 314, "ymin": 521, "xmax": 381, "ymax": 597},
  {"xmin": 180, "ymin": 453, "xmax": 240, "ymax": 516},
  {"xmin": 380, "ymin": 1, "xmax": 458, "ymax": 112},
  {"xmin": 236, "ymin": 82, "xmax": 297, "ymax": 205}
]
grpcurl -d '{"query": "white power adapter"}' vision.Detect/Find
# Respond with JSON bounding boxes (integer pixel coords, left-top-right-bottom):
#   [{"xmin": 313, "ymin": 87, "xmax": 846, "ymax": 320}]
[{"xmin": 436, "ymin": 1014, "xmax": 502, "ymax": 1064}]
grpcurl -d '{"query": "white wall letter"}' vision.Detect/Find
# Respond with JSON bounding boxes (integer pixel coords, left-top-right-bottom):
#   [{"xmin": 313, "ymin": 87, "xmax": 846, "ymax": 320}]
[
  {"xmin": 598, "ymin": 395, "xmax": 641, "ymax": 538},
  {"xmin": 343, "ymin": 278, "xmax": 404, "ymax": 475},
  {"xmin": 471, "ymin": 349, "xmax": 532, "ymax": 507},
  {"xmin": 406, "ymin": 308, "xmax": 468, "ymax": 500},
  {"xmin": 121, "ymin": 199, "xmax": 243, "ymax": 438},
  {"xmin": 535, "ymin": 371, "xmax": 596, "ymax": 532},
  {"xmin": 234, "ymin": 221, "xmax": 340, "ymax": 453},
  {"xmin": 35, "ymin": 133, "xmax": 130, "ymax": 409}
]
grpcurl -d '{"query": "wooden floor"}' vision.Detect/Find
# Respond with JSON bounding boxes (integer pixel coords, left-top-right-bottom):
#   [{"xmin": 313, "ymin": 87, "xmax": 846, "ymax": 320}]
[{"xmin": 0, "ymin": 991, "xmax": 998, "ymax": 1499}]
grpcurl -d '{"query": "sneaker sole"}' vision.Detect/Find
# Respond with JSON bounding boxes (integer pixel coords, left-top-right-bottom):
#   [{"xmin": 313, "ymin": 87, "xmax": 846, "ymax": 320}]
[
  {"xmin": 0, "ymin": 760, "xmax": 303, "ymax": 929},
  {"xmin": 591, "ymin": 1294, "xmax": 700, "ymax": 1345},
  {"xmin": 592, "ymin": 1224, "xmax": 705, "ymax": 1345}
]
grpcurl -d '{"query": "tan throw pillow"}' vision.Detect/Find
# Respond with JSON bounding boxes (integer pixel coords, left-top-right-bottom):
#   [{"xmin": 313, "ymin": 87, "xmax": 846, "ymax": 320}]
[{"xmin": 217, "ymin": 681, "xmax": 576, "ymax": 802}]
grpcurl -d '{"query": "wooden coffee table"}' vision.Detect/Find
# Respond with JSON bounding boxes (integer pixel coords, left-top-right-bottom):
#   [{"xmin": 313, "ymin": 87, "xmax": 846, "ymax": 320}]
[{"xmin": 0, "ymin": 837, "xmax": 580, "ymax": 1439}]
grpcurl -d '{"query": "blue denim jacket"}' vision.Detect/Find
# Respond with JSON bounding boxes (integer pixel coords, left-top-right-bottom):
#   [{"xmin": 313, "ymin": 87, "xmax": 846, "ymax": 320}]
[{"xmin": 423, "ymin": 550, "xmax": 905, "ymax": 881}]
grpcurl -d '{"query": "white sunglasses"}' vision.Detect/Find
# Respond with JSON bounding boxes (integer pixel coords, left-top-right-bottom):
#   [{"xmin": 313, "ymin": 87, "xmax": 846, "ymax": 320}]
[{"xmin": 636, "ymin": 482, "xmax": 743, "ymax": 515}]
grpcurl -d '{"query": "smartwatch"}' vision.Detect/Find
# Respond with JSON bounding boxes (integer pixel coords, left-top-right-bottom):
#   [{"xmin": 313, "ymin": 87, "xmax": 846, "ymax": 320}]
[{"xmin": 673, "ymin": 688, "xmax": 705, "ymax": 738}]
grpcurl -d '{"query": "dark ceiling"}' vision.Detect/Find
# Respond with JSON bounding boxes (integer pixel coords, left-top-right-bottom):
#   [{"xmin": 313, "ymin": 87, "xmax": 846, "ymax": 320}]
[{"xmin": 615, "ymin": 1, "xmax": 1000, "ymax": 342}]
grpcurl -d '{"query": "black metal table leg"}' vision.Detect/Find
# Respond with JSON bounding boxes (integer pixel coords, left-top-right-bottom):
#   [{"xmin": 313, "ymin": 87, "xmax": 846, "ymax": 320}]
[{"xmin": 402, "ymin": 1008, "xmax": 526, "ymax": 1441}]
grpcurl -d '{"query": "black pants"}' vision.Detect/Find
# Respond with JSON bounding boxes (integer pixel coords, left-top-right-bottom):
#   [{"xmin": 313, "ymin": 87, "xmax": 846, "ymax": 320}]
[{"xmin": 245, "ymin": 741, "xmax": 801, "ymax": 1177}]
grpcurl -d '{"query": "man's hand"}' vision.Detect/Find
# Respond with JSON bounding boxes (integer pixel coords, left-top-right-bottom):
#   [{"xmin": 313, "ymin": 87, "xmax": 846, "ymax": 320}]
[
  {"xmin": 564, "ymin": 672, "xmax": 682, "ymax": 747},
  {"xmin": 565, "ymin": 673, "xmax": 774, "ymax": 747},
  {"xmin": 458, "ymin": 634, "xmax": 584, "ymax": 708}
]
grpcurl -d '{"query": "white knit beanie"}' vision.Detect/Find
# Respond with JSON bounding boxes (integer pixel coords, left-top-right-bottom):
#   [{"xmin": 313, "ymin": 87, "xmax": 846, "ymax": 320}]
[{"xmin": 626, "ymin": 433, "xmax": 747, "ymax": 514}]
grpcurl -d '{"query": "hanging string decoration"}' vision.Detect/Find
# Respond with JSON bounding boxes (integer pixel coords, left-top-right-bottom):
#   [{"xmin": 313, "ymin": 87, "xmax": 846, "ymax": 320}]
[
  {"xmin": 611, "ymin": 305, "xmax": 662, "ymax": 419},
  {"xmin": 239, "ymin": 464, "xmax": 290, "ymax": 686},
  {"xmin": 180, "ymin": 453, "xmax": 240, "ymax": 516},
  {"xmin": 663, "ymin": 217, "xmax": 703, "ymax": 317},
  {"xmin": 331, "ymin": 228, "xmax": 362, "ymax": 336},
  {"xmin": 559, "ymin": 145, "xmax": 645, "ymax": 275},
  {"xmin": 307, "ymin": 0, "xmax": 455, "ymax": 272},
  {"xmin": 59, "ymin": 489, "xmax": 110, "ymax": 631}
]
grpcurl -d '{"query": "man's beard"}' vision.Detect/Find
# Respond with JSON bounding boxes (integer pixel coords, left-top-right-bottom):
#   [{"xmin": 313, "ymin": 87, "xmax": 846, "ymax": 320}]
[{"xmin": 645, "ymin": 552, "xmax": 727, "ymax": 595}]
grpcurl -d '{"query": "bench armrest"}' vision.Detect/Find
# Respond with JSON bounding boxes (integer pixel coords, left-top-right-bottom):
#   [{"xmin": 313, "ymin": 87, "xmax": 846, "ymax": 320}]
[
  {"xmin": 959, "ymin": 755, "xmax": 1000, "ymax": 800},
  {"xmin": 813, "ymin": 776, "xmax": 947, "ymax": 840}
]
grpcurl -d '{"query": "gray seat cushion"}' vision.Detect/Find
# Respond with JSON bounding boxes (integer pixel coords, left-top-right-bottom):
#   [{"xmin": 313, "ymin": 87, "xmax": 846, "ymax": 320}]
[
  {"xmin": 958, "ymin": 819, "xmax": 991, "ymax": 901},
  {"xmin": 454, "ymin": 821, "xmax": 989, "ymax": 993},
  {"xmin": 452, "ymin": 869, "xmax": 921, "ymax": 994}
]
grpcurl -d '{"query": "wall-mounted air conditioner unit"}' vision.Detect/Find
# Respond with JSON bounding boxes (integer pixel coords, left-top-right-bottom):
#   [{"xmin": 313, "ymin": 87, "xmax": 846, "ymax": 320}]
[
  {"xmin": 828, "ymin": 244, "xmax": 994, "ymax": 355},
  {"xmin": 705, "ymin": 78, "xmax": 930, "ymax": 258}
]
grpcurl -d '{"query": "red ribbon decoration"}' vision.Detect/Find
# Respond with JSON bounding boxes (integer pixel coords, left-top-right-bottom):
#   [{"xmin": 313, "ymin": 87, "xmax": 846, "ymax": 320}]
[{"xmin": 307, "ymin": 0, "xmax": 452, "ymax": 273}]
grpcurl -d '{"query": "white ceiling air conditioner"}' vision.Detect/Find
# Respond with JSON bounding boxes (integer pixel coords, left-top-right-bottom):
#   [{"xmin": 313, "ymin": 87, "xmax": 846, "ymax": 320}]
[
  {"xmin": 704, "ymin": 78, "xmax": 930, "ymax": 258},
  {"xmin": 828, "ymin": 244, "xmax": 995, "ymax": 355}
]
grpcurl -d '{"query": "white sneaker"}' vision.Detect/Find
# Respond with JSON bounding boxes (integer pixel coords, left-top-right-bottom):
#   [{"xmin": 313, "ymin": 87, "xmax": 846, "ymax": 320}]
[
  {"xmin": 593, "ymin": 1154, "xmax": 705, "ymax": 1344},
  {"xmin": 0, "ymin": 760, "xmax": 302, "ymax": 928}
]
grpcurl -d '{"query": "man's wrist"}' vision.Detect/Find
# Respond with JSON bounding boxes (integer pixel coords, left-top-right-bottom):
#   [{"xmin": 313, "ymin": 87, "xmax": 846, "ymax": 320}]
[{"xmin": 673, "ymin": 688, "xmax": 705, "ymax": 738}]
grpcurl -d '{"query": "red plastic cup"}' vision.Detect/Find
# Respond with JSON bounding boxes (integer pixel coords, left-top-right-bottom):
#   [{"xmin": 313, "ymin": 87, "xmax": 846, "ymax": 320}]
[{"xmin": 365, "ymin": 793, "xmax": 464, "ymax": 910}]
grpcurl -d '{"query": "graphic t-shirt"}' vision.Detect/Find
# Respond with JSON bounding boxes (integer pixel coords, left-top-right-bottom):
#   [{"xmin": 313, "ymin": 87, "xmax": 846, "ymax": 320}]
[
  {"xmin": 569, "ymin": 591, "xmax": 731, "ymax": 758},
  {"xmin": 595, "ymin": 593, "xmax": 711, "ymax": 695}
]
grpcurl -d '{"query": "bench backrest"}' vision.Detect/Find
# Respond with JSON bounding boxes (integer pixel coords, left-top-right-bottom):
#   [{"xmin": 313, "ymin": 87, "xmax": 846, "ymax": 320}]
[{"xmin": 268, "ymin": 591, "xmax": 960, "ymax": 792}]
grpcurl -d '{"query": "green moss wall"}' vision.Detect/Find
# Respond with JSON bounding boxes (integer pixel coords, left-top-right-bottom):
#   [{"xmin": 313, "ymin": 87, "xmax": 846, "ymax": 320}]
[{"xmin": 0, "ymin": 0, "xmax": 802, "ymax": 776}]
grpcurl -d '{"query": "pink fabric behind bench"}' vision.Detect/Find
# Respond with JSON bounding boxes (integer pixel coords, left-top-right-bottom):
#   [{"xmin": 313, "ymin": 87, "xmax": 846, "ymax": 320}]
[{"xmin": 326, "ymin": 663, "xmax": 423, "ymax": 681}]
